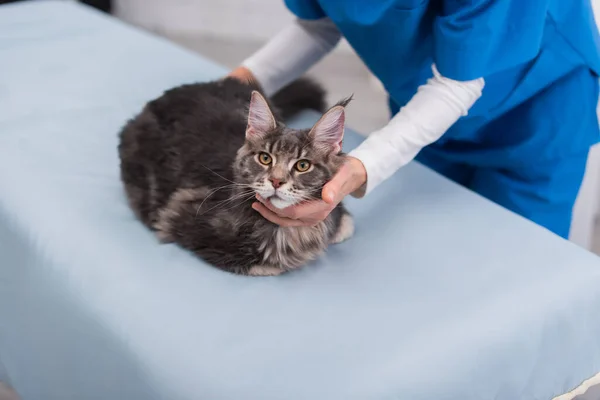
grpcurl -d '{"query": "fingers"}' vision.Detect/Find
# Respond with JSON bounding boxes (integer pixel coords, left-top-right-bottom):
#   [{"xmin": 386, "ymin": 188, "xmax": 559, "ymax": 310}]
[
  {"xmin": 257, "ymin": 196, "xmax": 332, "ymax": 221},
  {"xmin": 323, "ymin": 156, "xmax": 367, "ymax": 204},
  {"xmin": 252, "ymin": 202, "xmax": 310, "ymax": 227},
  {"xmin": 257, "ymin": 196, "xmax": 291, "ymax": 216},
  {"xmin": 284, "ymin": 200, "xmax": 331, "ymax": 220},
  {"xmin": 322, "ymin": 182, "xmax": 340, "ymax": 205},
  {"xmin": 322, "ymin": 163, "xmax": 351, "ymax": 204}
]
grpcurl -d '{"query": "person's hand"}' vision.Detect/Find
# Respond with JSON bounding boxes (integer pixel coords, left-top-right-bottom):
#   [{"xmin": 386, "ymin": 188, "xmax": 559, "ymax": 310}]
[
  {"xmin": 252, "ymin": 156, "xmax": 367, "ymax": 227},
  {"xmin": 227, "ymin": 66, "xmax": 257, "ymax": 85}
]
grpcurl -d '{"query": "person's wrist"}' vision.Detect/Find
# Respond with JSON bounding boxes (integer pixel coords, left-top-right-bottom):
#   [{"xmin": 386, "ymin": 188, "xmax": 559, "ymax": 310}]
[
  {"xmin": 346, "ymin": 156, "xmax": 368, "ymax": 198},
  {"xmin": 348, "ymin": 156, "xmax": 367, "ymax": 190},
  {"xmin": 343, "ymin": 155, "xmax": 367, "ymax": 197},
  {"xmin": 228, "ymin": 66, "xmax": 257, "ymax": 85}
]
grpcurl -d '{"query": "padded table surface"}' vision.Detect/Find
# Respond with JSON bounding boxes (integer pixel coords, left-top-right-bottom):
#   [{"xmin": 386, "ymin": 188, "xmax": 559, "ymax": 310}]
[{"xmin": 1, "ymin": 1, "xmax": 600, "ymax": 399}]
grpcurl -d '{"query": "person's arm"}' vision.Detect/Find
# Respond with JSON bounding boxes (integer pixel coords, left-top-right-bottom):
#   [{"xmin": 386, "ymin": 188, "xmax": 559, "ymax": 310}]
[
  {"xmin": 252, "ymin": 65, "xmax": 484, "ymax": 227},
  {"xmin": 349, "ymin": 65, "xmax": 485, "ymax": 197},
  {"xmin": 347, "ymin": 0, "xmax": 549, "ymax": 197},
  {"xmin": 231, "ymin": 18, "xmax": 342, "ymax": 96}
]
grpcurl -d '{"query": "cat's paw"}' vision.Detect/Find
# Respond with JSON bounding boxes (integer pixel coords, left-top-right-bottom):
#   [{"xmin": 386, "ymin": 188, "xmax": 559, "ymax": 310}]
[
  {"xmin": 247, "ymin": 265, "xmax": 285, "ymax": 276},
  {"xmin": 331, "ymin": 213, "xmax": 354, "ymax": 244}
]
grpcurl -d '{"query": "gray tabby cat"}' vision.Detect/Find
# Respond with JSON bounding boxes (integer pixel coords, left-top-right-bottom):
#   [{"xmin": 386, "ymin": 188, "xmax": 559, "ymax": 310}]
[{"xmin": 118, "ymin": 77, "xmax": 354, "ymax": 276}]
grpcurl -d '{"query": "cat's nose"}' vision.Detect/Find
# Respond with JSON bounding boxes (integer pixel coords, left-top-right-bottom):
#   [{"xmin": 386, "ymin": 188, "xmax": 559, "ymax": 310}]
[{"xmin": 269, "ymin": 178, "xmax": 285, "ymax": 189}]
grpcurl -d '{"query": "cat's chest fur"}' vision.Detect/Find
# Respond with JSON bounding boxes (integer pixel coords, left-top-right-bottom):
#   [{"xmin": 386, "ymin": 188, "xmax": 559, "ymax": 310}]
[{"xmin": 253, "ymin": 220, "xmax": 334, "ymax": 269}]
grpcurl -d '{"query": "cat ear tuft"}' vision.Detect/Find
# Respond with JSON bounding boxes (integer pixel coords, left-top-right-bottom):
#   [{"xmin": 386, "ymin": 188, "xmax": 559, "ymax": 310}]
[
  {"xmin": 309, "ymin": 105, "xmax": 346, "ymax": 154},
  {"xmin": 246, "ymin": 91, "xmax": 276, "ymax": 139}
]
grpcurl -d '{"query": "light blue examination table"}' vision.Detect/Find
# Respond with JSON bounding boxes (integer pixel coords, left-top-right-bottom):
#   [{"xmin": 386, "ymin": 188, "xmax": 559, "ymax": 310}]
[{"xmin": 1, "ymin": 1, "xmax": 600, "ymax": 399}]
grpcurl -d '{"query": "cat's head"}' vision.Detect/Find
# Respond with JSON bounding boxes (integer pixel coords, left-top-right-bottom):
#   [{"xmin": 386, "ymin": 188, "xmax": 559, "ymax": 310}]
[{"xmin": 235, "ymin": 91, "xmax": 349, "ymax": 210}]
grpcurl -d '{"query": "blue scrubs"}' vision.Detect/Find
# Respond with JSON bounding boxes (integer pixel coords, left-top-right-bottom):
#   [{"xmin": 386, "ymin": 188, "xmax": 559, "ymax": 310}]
[{"xmin": 285, "ymin": 0, "xmax": 600, "ymax": 238}]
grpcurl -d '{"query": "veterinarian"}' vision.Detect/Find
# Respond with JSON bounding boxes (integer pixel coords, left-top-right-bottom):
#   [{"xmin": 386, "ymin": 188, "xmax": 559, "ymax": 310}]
[{"xmin": 229, "ymin": 0, "xmax": 600, "ymax": 239}]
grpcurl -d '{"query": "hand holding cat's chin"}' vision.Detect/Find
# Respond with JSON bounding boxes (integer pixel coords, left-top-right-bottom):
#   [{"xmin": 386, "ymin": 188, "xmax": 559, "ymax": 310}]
[
  {"xmin": 325, "ymin": 156, "xmax": 368, "ymax": 202},
  {"xmin": 252, "ymin": 156, "xmax": 367, "ymax": 227}
]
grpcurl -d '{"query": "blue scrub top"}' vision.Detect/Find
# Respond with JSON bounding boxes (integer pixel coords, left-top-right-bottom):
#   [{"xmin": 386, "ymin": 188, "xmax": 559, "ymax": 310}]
[{"xmin": 285, "ymin": 0, "xmax": 600, "ymax": 160}]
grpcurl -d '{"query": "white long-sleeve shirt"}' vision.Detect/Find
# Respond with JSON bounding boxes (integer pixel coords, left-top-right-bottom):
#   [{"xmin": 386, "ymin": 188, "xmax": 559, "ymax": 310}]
[{"xmin": 242, "ymin": 18, "xmax": 485, "ymax": 197}]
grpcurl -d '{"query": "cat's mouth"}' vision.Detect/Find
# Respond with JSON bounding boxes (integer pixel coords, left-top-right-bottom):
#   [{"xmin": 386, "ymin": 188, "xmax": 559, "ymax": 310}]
[
  {"xmin": 253, "ymin": 189, "xmax": 284, "ymax": 204},
  {"xmin": 267, "ymin": 192, "xmax": 297, "ymax": 210},
  {"xmin": 253, "ymin": 184, "xmax": 299, "ymax": 209}
]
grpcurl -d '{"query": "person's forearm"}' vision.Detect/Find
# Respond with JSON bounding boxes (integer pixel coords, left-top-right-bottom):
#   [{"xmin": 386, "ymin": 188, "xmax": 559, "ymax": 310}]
[
  {"xmin": 241, "ymin": 18, "xmax": 341, "ymax": 96},
  {"xmin": 349, "ymin": 65, "xmax": 485, "ymax": 197}
]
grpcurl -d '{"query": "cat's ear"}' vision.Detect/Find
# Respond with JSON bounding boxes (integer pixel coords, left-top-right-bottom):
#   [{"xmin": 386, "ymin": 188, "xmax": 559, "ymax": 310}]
[
  {"xmin": 246, "ymin": 91, "xmax": 276, "ymax": 139},
  {"xmin": 309, "ymin": 105, "xmax": 345, "ymax": 154}
]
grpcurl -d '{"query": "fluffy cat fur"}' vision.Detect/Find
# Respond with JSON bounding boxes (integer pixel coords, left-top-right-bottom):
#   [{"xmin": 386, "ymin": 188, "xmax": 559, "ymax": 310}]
[{"xmin": 118, "ymin": 77, "xmax": 354, "ymax": 276}]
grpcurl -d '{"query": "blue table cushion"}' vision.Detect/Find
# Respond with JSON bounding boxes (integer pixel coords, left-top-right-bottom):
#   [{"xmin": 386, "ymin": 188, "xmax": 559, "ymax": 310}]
[{"xmin": 1, "ymin": 2, "xmax": 600, "ymax": 399}]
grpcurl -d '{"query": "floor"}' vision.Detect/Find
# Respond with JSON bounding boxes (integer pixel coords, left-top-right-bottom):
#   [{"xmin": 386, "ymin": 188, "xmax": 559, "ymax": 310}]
[{"xmin": 582, "ymin": 384, "xmax": 600, "ymax": 400}]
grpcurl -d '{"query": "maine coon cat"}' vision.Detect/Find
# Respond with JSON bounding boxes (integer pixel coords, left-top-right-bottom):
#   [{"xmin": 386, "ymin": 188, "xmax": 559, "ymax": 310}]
[{"xmin": 118, "ymin": 77, "xmax": 354, "ymax": 276}]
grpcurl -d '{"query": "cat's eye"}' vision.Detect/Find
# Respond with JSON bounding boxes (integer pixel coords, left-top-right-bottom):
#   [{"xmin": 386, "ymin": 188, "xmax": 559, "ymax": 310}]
[
  {"xmin": 295, "ymin": 160, "xmax": 311, "ymax": 172},
  {"xmin": 258, "ymin": 152, "xmax": 272, "ymax": 165}
]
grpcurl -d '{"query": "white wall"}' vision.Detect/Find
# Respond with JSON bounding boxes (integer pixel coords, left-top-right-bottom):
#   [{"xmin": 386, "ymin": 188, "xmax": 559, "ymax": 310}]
[
  {"xmin": 114, "ymin": 0, "xmax": 291, "ymax": 41},
  {"xmin": 113, "ymin": 0, "xmax": 353, "ymax": 52}
]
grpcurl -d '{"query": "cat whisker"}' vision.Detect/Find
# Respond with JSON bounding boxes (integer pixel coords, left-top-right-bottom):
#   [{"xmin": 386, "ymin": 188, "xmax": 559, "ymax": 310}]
[
  {"xmin": 199, "ymin": 164, "xmax": 250, "ymax": 187},
  {"xmin": 195, "ymin": 196, "xmax": 253, "ymax": 219},
  {"xmin": 194, "ymin": 183, "xmax": 252, "ymax": 218},
  {"xmin": 195, "ymin": 189, "xmax": 256, "ymax": 218},
  {"xmin": 194, "ymin": 184, "xmax": 234, "ymax": 219},
  {"xmin": 206, "ymin": 189, "xmax": 255, "ymax": 208},
  {"xmin": 293, "ymin": 192, "xmax": 321, "ymax": 204},
  {"xmin": 216, "ymin": 192, "xmax": 258, "ymax": 215}
]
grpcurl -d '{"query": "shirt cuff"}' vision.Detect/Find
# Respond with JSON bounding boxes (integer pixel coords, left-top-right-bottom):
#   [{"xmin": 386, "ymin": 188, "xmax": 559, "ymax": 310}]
[{"xmin": 348, "ymin": 64, "xmax": 485, "ymax": 197}]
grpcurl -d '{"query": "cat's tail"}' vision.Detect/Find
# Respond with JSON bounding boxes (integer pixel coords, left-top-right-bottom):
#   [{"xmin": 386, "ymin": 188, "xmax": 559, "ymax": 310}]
[{"xmin": 270, "ymin": 77, "xmax": 327, "ymax": 120}]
